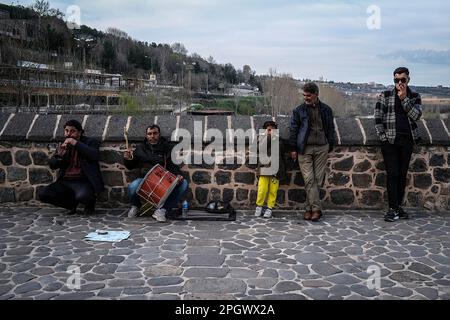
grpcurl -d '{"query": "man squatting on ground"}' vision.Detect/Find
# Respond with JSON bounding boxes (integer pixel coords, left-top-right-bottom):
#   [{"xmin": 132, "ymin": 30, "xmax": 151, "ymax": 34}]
[{"xmin": 38, "ymin": 120, "xmax": 105, "ymax": 215}]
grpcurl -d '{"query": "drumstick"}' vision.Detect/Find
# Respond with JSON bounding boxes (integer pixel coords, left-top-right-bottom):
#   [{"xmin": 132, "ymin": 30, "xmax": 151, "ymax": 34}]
[
  {"xmin": 124, "ymin": 126, "xmax": 129, "ymax": 150},
  {"xmin": 123, "ymin": 126, "xmax": 133, "ymax": 160}
]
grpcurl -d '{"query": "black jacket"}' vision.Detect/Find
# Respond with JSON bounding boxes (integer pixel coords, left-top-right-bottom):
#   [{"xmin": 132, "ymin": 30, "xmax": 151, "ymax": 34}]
[
  {"xmin": 124, "ymin": 137, "xmax": 183, "ymax": 177},
  {"xmin": 256, "ymin": 135, "xmax": 288, "ymax": 183},
  {"xmin": 289, "ymin": 100, "xmax": 336, "ymax": 154},
  {"xmin": 49, "ymin": 136, "xmax": 105, "ymax": 194}
]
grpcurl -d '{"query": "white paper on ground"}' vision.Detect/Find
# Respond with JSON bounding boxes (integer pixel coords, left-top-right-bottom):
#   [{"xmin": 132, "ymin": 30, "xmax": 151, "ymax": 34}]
[{"xmin": 85, "ymin": 230, "xmax": 130, "ymax": 242}]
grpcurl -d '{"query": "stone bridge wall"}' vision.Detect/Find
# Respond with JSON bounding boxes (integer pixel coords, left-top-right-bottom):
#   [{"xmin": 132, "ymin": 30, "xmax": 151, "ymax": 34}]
[{"xmin": 1, "ymin": 113, "xmax": 450, "ymax": 210}]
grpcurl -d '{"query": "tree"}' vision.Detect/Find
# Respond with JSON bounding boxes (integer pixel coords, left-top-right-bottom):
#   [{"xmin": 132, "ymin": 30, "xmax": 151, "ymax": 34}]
[
  {"xmin": 102, "ymin": 39, "xmax": 117, "ymax": 72},
  {"xmin": 106, "ymin": 27, "xmax": 130, "ymax": 40},
  {"xmin": 29, "ymin": 0, "xmax": 64, "ymax": 18},
  {"xmin": 317, "ymin": 84, "xmax": 346, "ymax": 116},
  {"xmin": 243, "ymin": 65, "xmax": 252, "ymax": 83},
  {"xmin": 262, "ymin": 70, "xmax": 301, "ymax": 116},
  {"xmin": 191, "ymin": 52, "xmax": 202, "ymax": 59},
  {"xmin": 223, "ymin": 63, "xmax": 238, "ymax": 84},
  {"xmin": 171, "ymin": 42, "xmax": 188, "ymax": 55}
]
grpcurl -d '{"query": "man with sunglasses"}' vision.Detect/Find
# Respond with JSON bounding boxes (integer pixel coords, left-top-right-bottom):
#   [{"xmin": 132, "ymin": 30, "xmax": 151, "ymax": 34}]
[
  {"xmin": 289, "ymin": 82, "xmax": 336, "ymax": 222},
  {"xmin": 374, "ymin": 67, "xmax": 422, "ymax": 222}
]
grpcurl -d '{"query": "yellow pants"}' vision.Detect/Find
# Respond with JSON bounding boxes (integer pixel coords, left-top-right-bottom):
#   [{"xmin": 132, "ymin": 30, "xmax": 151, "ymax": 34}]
[{"xmin": 256, "ymin": 176, "xmax": 279, "ymax": 209}]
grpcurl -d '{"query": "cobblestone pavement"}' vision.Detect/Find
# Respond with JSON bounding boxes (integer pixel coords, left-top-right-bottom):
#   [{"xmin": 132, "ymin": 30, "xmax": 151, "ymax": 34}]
[{"xmin": 0, "ymin": 207, "xmax": 449, "ymax": 300}]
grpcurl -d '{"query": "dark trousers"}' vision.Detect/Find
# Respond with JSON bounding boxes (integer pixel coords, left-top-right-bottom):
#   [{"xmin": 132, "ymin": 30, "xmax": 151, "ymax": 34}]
[
  {"xmin": 38, "ymin": 179, "xmax": 96, "ymax": 210},
  {"xmin": 381, "ymin": 134, "xmax": 414, "ymax": 209}
]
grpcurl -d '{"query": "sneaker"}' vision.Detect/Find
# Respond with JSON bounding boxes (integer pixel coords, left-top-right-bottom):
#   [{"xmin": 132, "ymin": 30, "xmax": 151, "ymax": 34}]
[
  {"xmin": 127, "ymin": 206, "xmax": 139, "ymax": 218},
  {"xmin": 255, "ymin": 206, "xmax": 263, "ymax": 217},
  {"xmin": 263, "ymin": 208, "xmax": 273, "ymax": 218},
  {"xmin": 384, "ymin": 208, "xmax": 399, "ymax": 222},
  {"xmin": 398, "ymin": 207, "xmax": 409, "ymax": 220},
  {"xmin": 152, "ymin": 208, "xmax": 167, "ymax": 222}
]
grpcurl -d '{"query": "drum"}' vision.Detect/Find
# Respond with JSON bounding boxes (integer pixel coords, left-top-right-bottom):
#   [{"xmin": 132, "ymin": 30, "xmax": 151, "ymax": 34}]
[{"xmin": 136, "ymin": 164, "xmax": 179, "ymax": 212}]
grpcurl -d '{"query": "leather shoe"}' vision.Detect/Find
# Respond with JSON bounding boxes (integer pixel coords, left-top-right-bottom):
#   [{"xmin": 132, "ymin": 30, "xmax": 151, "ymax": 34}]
[
  {"xmin": 304, "ymin": 210, "xmax": 312, "ymax": 221},
  {"xmin": 311, "ymin": 210, "xmax": 322, "ymax": 222}
]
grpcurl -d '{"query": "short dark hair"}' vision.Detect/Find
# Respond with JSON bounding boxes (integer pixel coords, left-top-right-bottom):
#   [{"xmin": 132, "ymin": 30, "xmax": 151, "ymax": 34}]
[
  {"xmin": 303, "ymin": 82, "xmax": 319, "ymax": 95},
  {"xmin": 64, "ymin": 119, "xmax": 83, "ymax": 133},
  {"xmin": 146, "ymin": 124, "xmax": 161, "ymax": 133},
  {"xmin": 263, "ymin": 121, "xmax": 277, "ymax": 129},
  {"xmin": 394, "ymin": 67, "xmax": 410, "ymax": 76}
]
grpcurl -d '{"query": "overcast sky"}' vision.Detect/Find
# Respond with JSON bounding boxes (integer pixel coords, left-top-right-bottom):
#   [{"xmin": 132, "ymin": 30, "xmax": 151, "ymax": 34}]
[{"xmin": 8, "ymin": 0, "xmax": 450, "ymax": 86}]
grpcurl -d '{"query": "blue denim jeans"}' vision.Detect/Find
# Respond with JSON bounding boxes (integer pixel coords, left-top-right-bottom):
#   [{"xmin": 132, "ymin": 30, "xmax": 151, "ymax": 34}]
[{"xmin": 127, "ymin": 178, "xmax": 188, "ymax": 211}]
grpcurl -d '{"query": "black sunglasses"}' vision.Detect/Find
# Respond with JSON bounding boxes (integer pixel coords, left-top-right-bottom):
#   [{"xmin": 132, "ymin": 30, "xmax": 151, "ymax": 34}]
[{"xmin": 394, "ymin": 78, "xmax": 408, "ymax": 84}]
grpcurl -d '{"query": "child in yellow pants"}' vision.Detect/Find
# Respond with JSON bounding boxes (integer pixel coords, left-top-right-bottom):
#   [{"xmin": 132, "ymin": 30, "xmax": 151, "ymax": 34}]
[
  {"xmin": 255, "ymin": 176, "xmax": 279, "ymax": 218},
  {"xmin": 254, "ymin": 121, "xmax": 286, "ymax": 219}
]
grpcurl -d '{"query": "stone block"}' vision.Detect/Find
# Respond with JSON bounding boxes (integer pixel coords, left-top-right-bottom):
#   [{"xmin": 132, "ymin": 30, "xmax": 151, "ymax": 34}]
[
  {"xmin": 105, "ymin": 115, "xmax": 128, "ymax": 142},
  {"xmin": 192, "ymin": 171, "xmax": 211, "ymax": 185},
  {"xmin": 330, "ymin": 189, "xmax": 354, "ymax": 206},
  {"xmin": 234, "ymin": 172, "xmax": 255, "ymax": 185},
  {"xmin": 1, "ymin": 113, "xmax": 35, "ymax": 141},
  {"xmin": 332, "ymin": 156, "xmax": 354, "ymax": 171},
  {"xmin": 29, "ymin": 168, "xmax": 53, "ymax": 185},
  {"xmin": 27, "ymin": 114, "xmax": 57, "ymax": 141},
  {"xmin": 83, "ymin": 115, "xmax": 108, "ymax": 140},
  {"xmin": 336, "ymin": 118, "xmax": 364, "ymax": 145},
  {"xmin": 424, "ymin": 119, "xmax": 449, "ymax": 145},
  {"xmin": 15, "ymin": 150, "xmax": 32, "ymax": 166}
]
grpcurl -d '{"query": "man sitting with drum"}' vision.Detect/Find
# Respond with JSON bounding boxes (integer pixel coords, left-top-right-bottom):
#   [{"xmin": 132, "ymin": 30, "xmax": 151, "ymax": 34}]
[{"xmin": 124, "ymin": 124, "xmax": 188, "ymax": 221}]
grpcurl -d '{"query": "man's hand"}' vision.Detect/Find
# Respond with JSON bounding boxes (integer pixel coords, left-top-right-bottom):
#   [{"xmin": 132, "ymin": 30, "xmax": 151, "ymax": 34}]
[
  {"xmin": 56, "ymin": 143, "xmax": 67, "ymax": 156},
  {"xmin": 124, "ymin": 149, "xmax": 134, "ymax": 161},
  {"xmin": 177, "ymin": 175, "xmax": 184, "ymax": 185},
  {"xmin": 398, "ymin": 84, "xmax": 407, "ymax": 100},
  {"xmin": 290, "ymin": 151, "xmax": 298, "ymax": 160},
  {"xmin": 62, "ymin": 138, "xmax": 78, "ymax": 149}
]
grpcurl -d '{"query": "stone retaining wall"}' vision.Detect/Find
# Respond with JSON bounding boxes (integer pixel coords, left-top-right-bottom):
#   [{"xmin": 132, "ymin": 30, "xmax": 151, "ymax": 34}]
[{"xmin": 1, "ymin": 113, "xmax": 450, "ymax": 210}]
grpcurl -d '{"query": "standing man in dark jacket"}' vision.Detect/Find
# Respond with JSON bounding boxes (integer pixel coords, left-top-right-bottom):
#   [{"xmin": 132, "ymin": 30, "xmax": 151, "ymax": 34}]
[
  {"xmin": 374, "ymin": 67, "xmax": 422, "ymax": 222},
  {"xmin": 38, "ymin": 119, "xmax": 104, "ymax": 215},
  {"xmin": 289, "ymin": 82, "xmax": 336, "ymax": 222},
  {"xmin": 124, "ymin": 124, "xmax": 188, "ymax": 221}
]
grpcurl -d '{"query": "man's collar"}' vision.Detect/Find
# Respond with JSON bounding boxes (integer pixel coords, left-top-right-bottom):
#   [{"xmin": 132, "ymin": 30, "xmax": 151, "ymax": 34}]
[{"xmin": 305, "ymin": 99, "xmax": 320, "ymax": 107}]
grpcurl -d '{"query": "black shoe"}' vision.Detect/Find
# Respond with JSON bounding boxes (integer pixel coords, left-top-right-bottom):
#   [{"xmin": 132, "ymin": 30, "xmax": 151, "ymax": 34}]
[
  {"xmin": 384, "ymin": 208, "xmax": 399, "ymax": 222},
  {"xmin": 67, "ymin": 207, "xmax": 77, "ymax": 215},
  {"xmin": 398, "ymin": 207, "xmax": 409, "ymax": 220},
  {"xmin": 83, "ymin": 207, "xmax": 95, "ymax": 215}
]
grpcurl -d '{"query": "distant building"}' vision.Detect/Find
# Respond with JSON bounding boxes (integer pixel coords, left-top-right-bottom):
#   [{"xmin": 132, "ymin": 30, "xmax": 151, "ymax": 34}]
[
  {"xmin": 187, "ymin": 109, "xmax": 235, "ymax": 116},
  {"xmin": 0, "ymin": 14, "xmax": 37, "ymax": 41},
  {"xmin": 17, "ymin": 60, "xmax": 54, "ymax": 70},
  {"xmin": 229, "ymin": 83, "xmax": 260, "ymax": 96},
  {"xmin": 0, "ymin": 9, "xmax": 10, "ymax": 19}
]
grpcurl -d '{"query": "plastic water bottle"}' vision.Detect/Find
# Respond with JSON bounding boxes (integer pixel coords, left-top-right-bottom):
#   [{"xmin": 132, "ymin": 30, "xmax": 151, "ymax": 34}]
[{"xmin": 182, "ymin": 200, "xmax": 189, "ymax": 218}]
